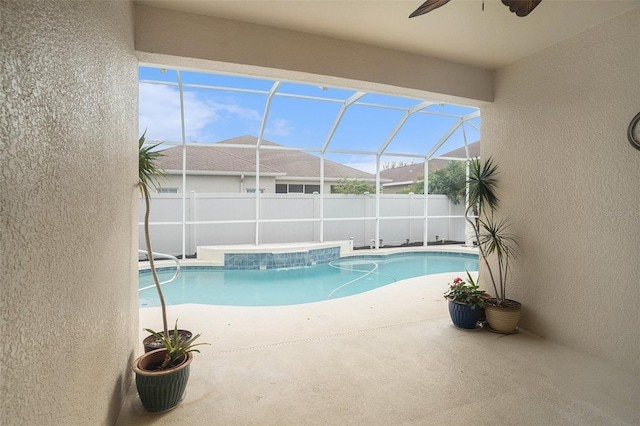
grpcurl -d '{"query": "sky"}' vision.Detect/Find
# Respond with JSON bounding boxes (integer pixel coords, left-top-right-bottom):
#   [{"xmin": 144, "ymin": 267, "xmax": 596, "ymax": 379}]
[{"xmin": 139, "ymin": 66, "xmax": 480, "ymax": 174}]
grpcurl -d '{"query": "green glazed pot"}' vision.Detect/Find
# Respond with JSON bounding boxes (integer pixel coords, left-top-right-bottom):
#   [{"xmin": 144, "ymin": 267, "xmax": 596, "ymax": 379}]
[{"xmin": 133, "ymin": 348, "xmax": 193, "ymax": 413}]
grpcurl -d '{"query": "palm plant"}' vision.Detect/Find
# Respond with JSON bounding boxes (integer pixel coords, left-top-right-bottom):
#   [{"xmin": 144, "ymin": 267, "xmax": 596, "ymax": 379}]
[
  {"xmin": 465, "ymin": 157, "xmax": 519, "ymax": 306},
  {"xmin": 138, "ymin": 131, "xmax": 169, "ymax": 338}
]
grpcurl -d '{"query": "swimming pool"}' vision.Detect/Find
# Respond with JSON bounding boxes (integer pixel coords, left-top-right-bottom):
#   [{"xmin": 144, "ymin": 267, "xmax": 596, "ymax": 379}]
[{"xmin": 138, "ymin": 251, "xmax": 478, "ymax": 307}]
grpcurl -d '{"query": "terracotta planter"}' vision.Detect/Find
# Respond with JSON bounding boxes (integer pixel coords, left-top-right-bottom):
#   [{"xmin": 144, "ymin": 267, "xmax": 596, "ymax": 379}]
[
  {"xmin": 133, "ymin": 348, "xmax": 193, "ymax": 413},
  {"xmin": 485, "ymin": 299, "xmax": 521, "ymax": 333}
]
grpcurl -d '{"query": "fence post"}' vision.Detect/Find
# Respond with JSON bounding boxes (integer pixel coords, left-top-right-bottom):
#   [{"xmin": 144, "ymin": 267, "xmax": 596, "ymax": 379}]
[
  {"xmin": 423, "ymin": 160, "xmax": 429, "ymax": 247},
  {"xmin": 189, "ymin": 191, "xmax": 196, "ymax": 256}
]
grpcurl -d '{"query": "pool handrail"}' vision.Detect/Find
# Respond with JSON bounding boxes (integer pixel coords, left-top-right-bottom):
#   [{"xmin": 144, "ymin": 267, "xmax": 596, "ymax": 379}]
[{"xmin": 138, "ymin": 249, "xmax": 181, "ymax": 292}]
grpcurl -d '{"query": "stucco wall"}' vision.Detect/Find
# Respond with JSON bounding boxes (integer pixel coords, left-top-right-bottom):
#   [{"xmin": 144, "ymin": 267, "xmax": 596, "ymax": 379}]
[
  {"xmin": 0, "ymin": 1, "xmax": 138, "ymax": 424},
  {"xmin": 482, "ymin": 8, "xmax": 640, "ymax": 373},
  {"xmin": 134, "ymin": 4, "xmax": 493, "ymax": 104}
]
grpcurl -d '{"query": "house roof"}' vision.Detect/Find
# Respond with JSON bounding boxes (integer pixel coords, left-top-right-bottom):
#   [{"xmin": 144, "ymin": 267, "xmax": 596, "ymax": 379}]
[
  {"xmin": 380, "ymin": 141, "xmax": 480, "ymax": 186},
  {"xmin": 158, "ymin": 135, "xmax": 378, "ymax": 181},
  {"xmin": 379, "ymin": 163, "xmax": 425, "ymax": 186}
]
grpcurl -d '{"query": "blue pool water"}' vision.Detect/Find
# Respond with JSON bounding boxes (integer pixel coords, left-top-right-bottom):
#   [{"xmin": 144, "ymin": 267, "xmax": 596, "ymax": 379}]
[{"xmin": 139, "ymin": 252, "xmax": 478, "ymax": 307}]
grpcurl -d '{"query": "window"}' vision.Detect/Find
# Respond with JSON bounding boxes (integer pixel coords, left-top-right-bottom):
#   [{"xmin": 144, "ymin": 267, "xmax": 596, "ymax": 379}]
[
  {"xmin": 158, "ymin": 188, "xmax": 178, "ymax": 193},
  {"xmin": 275, "ymin": 183, "xmax": 322, "ymax": 194},
  {"xmin": 305, "ymin": 185, "xmax": 320, "ymax": 194},
  {"xmin": 288, "ymin": 184, "xmax": 303, "ymax": 193}
]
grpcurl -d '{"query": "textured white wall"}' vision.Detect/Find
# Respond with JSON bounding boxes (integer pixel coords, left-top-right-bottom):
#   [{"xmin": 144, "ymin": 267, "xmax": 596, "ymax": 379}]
[
  {"xmin": 0, "ymin": 1, "xmax": 138, "ymax": 423},
  {"xmin": 482, "ymin": 8, "xmax": 640, "ymax": 373},
  {"xmin": 134, "ymin": 4, "xmax": 493, "ymax": 104}
]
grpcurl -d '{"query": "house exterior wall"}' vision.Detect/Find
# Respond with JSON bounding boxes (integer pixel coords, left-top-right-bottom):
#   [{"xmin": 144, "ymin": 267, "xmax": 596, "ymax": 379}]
[
  {"xmin": 160, "ymin": 174, "xmax": 364, "ymax": 194},
  {"xmin": 162, "ymin": 174, "xmax": 277, "ymax": 193},
  {"xmin": 482, "ymin": 8, "xmax": 640, "ymax": 373},
  {"xmin": 1, "ymin": 1, "xmax": 138, "ymax": 424},
  {"xmin": 275, "ymin": 179, "xmax": 335, "ymax": 194},
  {"xmin": 383, "ymin": 184, "xmax": 413, "ymax": 194}
]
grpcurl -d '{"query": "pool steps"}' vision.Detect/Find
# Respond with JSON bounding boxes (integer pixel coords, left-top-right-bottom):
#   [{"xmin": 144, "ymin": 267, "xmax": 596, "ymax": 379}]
[{"xmin": 137, "ymin": 249, "xmax": 181, "ymax": 291}]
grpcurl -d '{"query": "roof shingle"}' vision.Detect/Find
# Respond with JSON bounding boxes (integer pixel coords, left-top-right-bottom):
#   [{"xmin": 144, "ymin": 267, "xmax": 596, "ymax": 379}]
[
  {"xmin": 380, "ymin": 141, "xmax": 480, "ymax": 183},
  {"xmin": 158, "ymin": 136, "xmax": 377, "ymax": 180}
]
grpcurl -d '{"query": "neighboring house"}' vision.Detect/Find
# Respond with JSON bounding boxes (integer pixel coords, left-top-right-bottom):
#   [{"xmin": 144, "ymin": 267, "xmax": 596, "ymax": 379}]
[
  {"xmin": 156, "ymin": 135, "xmax": 386, "ymax": 194},
  {"xmin": 380, "ymin": 141, "xmax": 481, "ymax": 194}
]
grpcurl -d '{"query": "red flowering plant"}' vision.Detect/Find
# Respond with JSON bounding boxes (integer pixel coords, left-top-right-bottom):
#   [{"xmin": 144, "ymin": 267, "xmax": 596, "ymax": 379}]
[{"xmin": 443, "ymin": 272, "xmax": 486, "ymax": 309}]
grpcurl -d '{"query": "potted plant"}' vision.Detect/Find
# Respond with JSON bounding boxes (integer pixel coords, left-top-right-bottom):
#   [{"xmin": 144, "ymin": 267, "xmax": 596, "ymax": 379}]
[
  {"xmin": 465, "ymin": 157, "xmax": 520, "ymax": 333},
  {"xmin": 133, "ymin": 320, "xmax": 209, "ymax": 413},
  {"xmin": 444, "ymin": 272, "xmax": 486, "ymax": 329},
  {"xmin": 139, "ymin": 131, "xmax": 170, "ymax": 336},
  {"xmin": 138, "ymin": 132, "xmax": 192, "ymax": 349},
  {"xmin": 137, "ymin": 132, "xmax": 207, "ymax": 412}
]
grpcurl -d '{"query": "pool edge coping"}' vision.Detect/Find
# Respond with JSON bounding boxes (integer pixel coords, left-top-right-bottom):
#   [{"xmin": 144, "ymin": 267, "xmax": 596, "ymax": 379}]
[{"xmin": 139, "ymin": 245, "xmax": 478, "ymax": 272}]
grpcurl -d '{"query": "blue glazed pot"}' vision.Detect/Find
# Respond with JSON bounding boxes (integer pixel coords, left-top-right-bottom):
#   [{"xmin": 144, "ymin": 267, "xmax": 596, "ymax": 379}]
[
  {"xmin": 448, "ymin": 299, "xmax": 481, "ymax": 329},
  {"xmin": 133, "ymin": 349, "xmax": 193, "ymax": 413}
]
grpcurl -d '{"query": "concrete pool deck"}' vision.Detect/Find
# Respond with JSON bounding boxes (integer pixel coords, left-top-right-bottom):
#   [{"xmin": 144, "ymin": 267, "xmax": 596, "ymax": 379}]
[{"xmin": 117, "ymin": 269, "xmax": 640, "ymax": 425}]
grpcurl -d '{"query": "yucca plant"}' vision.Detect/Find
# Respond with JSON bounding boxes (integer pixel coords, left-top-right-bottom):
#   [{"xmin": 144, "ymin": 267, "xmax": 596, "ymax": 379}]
[
  {"xmin": 144, "ymin": 320, "xmax": 210, "ymax": 370},
  {"xmin": 465, "ymin": 157, "xmax": 519, "ymax": 307},
  {"xmin": 138, "ymin": 130, "xmax": 169, "ymax": 337}
]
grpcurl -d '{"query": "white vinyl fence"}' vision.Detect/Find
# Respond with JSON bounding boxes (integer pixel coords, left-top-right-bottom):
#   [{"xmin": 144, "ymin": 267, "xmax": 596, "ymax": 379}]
[{"xmin": 139, "ymin": 193, "xmax": 467, "ymax": 256}]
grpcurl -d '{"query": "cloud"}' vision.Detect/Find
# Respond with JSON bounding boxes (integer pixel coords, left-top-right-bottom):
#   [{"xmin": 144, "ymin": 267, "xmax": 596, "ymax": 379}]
[
  {"xmin": 265, "ymin": 118, "xmax": 293, "ymax": 137},
  {"xmin": 139, "ymin": 84, "xmax": 262, "ymax": 142},
  {"xmin": 343, "ymin": 162, "xmax": 377, "ymax": 174},
  {"xmin": 139, "ymin": 84, "xmax": 215, "ymax": 141},
  {"xmin": 210, "ymin": 101, "xmax": 262, "ymax": 122}
]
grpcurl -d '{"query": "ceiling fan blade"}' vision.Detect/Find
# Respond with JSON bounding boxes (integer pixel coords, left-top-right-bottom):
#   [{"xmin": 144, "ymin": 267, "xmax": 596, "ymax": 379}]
[
  {"xmin": 501, "ymin": 0, "xmax": 542, "ymax": 17},
  {"xmin": 409, "ymin": 0, "xmax": 452, "ymax": 18}
]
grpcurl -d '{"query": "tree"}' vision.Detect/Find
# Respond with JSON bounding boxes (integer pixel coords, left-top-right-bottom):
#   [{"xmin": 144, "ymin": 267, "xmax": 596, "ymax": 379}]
[
  {"xmin": 333, "ymin": 178, "xmax": 376, "ymax": 194},
  {"xmin": 400, "ymin": 160, "xmax": 466, "ymax": 204},
  {"xmin": 400, "ymin": 176, "xmax": 424, "ymax": 194},
  {"xmin": 382, "ymin": 160, "xmax": 415, "ymax": 170},
  {"xmin": 139, "ymin": 132, "xmax": 170, "ymax": 337},
  {"xmin": 428, "ymin": 160, "xmax": 466, "ymax": 204}
]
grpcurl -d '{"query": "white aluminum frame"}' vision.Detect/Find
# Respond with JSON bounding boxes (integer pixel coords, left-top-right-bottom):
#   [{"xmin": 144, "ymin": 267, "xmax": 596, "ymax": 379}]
[{"xmin": 139, "ymin": 67, "xmax": 480, "ymax": 258}]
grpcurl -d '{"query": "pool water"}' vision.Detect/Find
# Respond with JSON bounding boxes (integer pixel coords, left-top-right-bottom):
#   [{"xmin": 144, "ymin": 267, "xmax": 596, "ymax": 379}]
[{"xmin": 139, "ymin": 252, "xmax": 478, "ymax": 307}]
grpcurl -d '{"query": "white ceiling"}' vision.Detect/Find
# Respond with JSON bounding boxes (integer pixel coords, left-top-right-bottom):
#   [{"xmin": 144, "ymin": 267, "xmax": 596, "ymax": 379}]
[{"xmin": 135, "ymin": 0, "xmax": 638, "ymax": 70}]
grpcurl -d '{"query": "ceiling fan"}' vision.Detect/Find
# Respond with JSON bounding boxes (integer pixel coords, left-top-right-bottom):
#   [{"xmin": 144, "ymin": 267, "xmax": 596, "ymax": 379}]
[{"xmin": 409, "ymin": 0, "xmax": 542, "ymax": 18}]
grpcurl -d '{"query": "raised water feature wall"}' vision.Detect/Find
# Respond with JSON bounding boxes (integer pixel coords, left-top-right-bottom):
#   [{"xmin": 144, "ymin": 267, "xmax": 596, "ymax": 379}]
[{"xmin": 225, "ymin": 247, "xmax": 341, "ymax": 270}]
